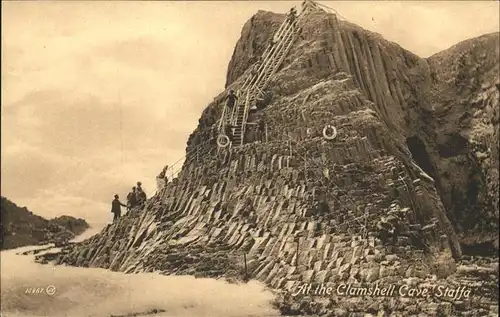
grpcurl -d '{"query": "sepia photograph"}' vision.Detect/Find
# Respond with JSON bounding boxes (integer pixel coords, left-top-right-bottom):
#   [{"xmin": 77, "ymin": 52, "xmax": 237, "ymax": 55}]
[{"xmin": 1, "ymin": 1, "xmax": 499, "ymax": 316}]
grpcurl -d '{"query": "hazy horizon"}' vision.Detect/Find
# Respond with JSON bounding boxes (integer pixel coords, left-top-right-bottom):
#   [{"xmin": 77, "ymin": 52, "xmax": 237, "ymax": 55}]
[{"xmin": 2, "ymin": 1, "xmax": 499, "ymax": 228}]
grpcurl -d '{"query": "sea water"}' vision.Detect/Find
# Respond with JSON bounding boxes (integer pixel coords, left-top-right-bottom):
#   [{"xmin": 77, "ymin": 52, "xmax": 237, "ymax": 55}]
[{"xmin": 1, "ymin": 243, "xmax": 279, "ymax": 317}]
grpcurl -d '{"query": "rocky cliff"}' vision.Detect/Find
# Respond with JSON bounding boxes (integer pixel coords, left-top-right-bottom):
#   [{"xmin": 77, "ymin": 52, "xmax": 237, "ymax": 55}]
[
  {"xmin": 423, "ymin": 33, "xmax": 499, "ymax": 252},
  {"xmin": 1, "ymin": 196, "xmax": 90, "ymax": 249},
  {"xmin": 40, "ymin": 6, "xmax": 498, "ymax": 316}
]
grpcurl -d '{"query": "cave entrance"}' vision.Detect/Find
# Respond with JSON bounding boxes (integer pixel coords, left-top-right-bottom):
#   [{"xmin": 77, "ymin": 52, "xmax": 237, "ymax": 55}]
[{"xmin": 406, "ymin": 136, "xmax": 437, "ymax": 179}]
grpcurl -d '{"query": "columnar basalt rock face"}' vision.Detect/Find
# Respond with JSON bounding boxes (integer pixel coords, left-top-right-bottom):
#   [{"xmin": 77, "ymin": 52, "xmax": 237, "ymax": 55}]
[{"xmin": 42, "ymin": 7, "xmax": 498, "ymax": 316}]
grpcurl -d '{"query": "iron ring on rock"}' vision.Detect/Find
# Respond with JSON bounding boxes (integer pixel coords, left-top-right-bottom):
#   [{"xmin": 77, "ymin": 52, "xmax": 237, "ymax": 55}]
[
  {"xmin": 322, "ymin": 125, "xmax": 337, "ymax": 140},
  {"xmin": 217, "ymin": 134, "xmax": 230, "ymax": 148}
]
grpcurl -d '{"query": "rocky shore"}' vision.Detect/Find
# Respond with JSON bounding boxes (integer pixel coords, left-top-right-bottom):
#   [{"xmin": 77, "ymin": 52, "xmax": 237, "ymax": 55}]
[{"xmin": 1, "ymin": 196, "xmax": 89, "ymax": 250}]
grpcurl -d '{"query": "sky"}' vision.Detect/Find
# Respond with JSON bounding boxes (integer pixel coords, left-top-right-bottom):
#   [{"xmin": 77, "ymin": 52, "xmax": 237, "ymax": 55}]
[{"xmin": 2, "ymin": 1, "xmax": 499, "ymax": 228}]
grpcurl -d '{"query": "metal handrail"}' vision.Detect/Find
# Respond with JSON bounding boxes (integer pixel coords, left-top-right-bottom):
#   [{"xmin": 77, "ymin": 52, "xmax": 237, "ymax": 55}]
[
  {"xmin": 239, "ymin": 90, "xmax": 252, "ymax": 146},
  {"xmin": 249, "ymin": 21, "xmax": 294, "ymax": 92},
  {"xmin": 253, "ymin": 10, "xmax": 308, "ymax": 91},
  {"xmin": 275, "ymin": 16, "xmax": 291, "ymax": 41},
  {"xmin": 238, "ymin": 16, "xmax": 289, "ymax": 94},
  {"xmin": 261, "ymin": 24, "xmax": 298, "ymax": 88},
  {"xmin": 252, "ymin": 37, "xmax": 284, "ymax": 88},
  {"xmin": 247, "ymin": 16, "xmax": 291, "ymax": 90},
  {"xmin": 241, "ymin": 74, "xmax": 252, "ymax": 92},
  {"xmin": 230, "ymin": 99, "xmax": 240, "ymax": 126},
  {"xmin": 314, "ymin": 1, "xmax": 348, "ymax": 21},
  {"xmin": 254, "ymin": 7, "xmax": 308, "ymax": 91},
  {"xmin": 151, "ymin": 6, "xmax": 314, "ymax": 199},
  {"xmin": 273, "ymin": 16, "xmax": 288, "ymax": 43},
  {"xmin": 260, "ymin": 17, "xmax": 288, "ymax": 63},
  {"xmin": 217, "ymin": 104, "xmax": 227, "ymax": 132},
  {"xmin": 216, "ymin": 6, "xmax": 309, "ymax": 147},
  {"xmin": 235, "ymin": 11, "xmax": 304, "ymax": 146}
]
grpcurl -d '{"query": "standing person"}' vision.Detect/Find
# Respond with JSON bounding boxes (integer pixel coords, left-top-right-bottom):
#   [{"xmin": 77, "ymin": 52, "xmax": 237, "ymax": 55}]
[
  {"xmin": 126, "ymin": 187, "xmax": 137, "ymax": 212},
  {"xmin": 111, "ymin": 194, "xmax": 127, "ymax": 223},
  {"xmin": 156, "ymin": 166, "xmax": 169, "ymax": 190},
  {"xmin": 136, "ymin": 187, "xmax": 147, "ymax": 208},
  {"xmin": 287, "ymin": 7, "xmax": 298, "ymax": 27},
  {"xmin": 163, "ymin": 166, "xmax": 169, "ymax": 184},
  {"xmin": 136, "ymin": 181, "xmax": 146, "ymax": 196},
  {"xmin": 377, "ymin": 216, "xmax": 396, "ymax": 245},
  {"xmin": 136, "ymin": 181, "xmax": 147, "ymax": 205},
  {"xmin": 224, "ymin": 90, "xmax": 238, "ymax": 113},
  {"xmin": 224, "ymin": 123, "xmax": 234, "ymax": 142}
]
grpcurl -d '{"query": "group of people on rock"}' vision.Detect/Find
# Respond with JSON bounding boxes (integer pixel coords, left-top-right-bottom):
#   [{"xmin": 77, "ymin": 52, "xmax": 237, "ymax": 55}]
[{"xmin": 110, "ymin": 181, "xmax": 147, "ymax": 223}]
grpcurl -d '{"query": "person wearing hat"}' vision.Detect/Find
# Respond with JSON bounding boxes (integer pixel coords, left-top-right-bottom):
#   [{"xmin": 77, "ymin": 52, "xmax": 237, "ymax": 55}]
[{"xmin": 111, "ymin": 194, "xmax": 127, "ymax": 222}]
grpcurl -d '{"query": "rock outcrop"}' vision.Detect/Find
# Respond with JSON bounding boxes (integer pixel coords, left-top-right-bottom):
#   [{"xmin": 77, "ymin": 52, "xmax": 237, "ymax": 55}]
[
  {"xmin": 1, "ymin": 196, "xmax": 89, "ymax": 249},
  {"xmin": 40, "ymin": 5, "xmax": 498, "ymax": 316},
  {"xmin": 422, "ymin": 33, "xmax": 499, "ymax": 251}
]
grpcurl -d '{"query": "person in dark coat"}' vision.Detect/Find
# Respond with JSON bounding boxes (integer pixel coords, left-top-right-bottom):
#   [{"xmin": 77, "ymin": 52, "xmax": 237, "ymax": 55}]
[
  {"xmin": 126, "ymin": 187, "xmax": 137, "ymax": 211},
  {"xmin": 136, "ymin": 187, "xmax": 147, "ymax": 208},
  {"xmin": 288, "ymin": 7, "xmax": 297, "ymax": 26},
  {"xmin": 377, "ymin": 216, "xmax": 397, "ymax": 245},
  {"xmin": 224, "ymin": 124, "xmax": 234, "ymax": 142},
  {"xmin": 136, "ymin": 181, "xmax": 143, "ymax": 193},
  {"xmin": 111, "ymin": 194, "xmax": 127, "ymax": 222},
  {"xmin": 224, "ymin": 90, "xmax": 238, "ymax": 112}
]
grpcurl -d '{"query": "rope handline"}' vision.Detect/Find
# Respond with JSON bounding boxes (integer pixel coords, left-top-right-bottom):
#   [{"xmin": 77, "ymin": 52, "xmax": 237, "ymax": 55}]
[
  {"xmin": 151, "ymin": 130, "xmax": 368, "ymax": 232},
  {"xmin": 143, "ymin": 130, "xmax": 434, "ymax": 252},
  {"xmin": 273, "ymin": 130, "xmax": 435, "ymax": 251},
  {"xmin": 281, "ymin": 132, "xmax": 434, "ymax": 250},
  {"xmin": 274, "ymin": 130, "xmax": 368, "ymax": 233},
  {"xmin": 315, "ymin": 1, "xmax": 349, "ymax": 21}
]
